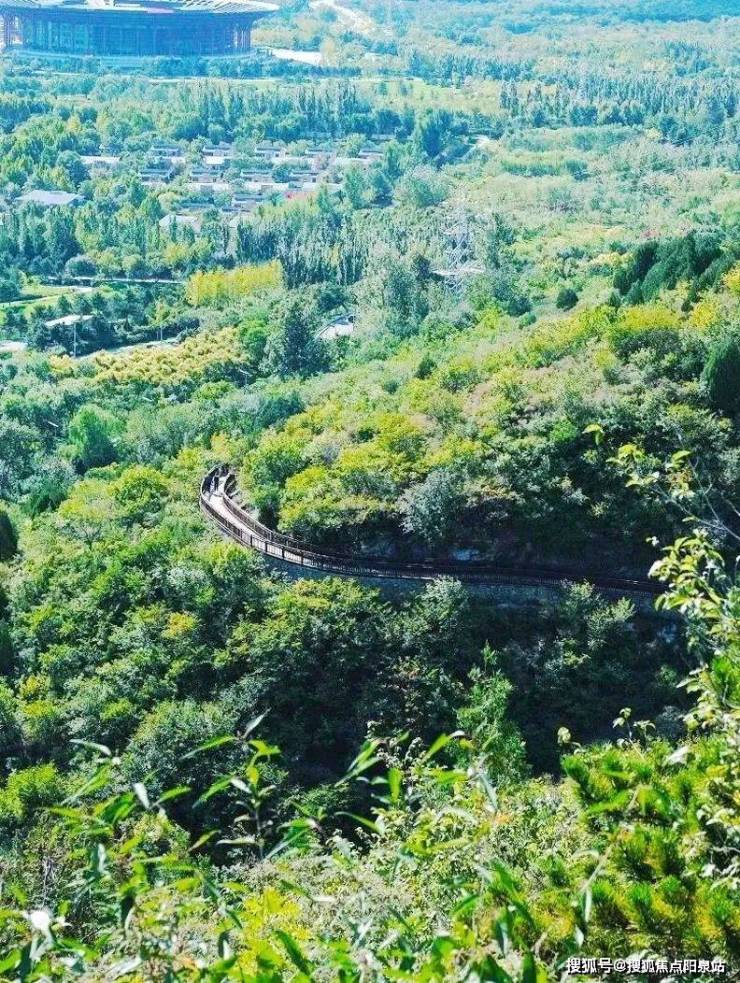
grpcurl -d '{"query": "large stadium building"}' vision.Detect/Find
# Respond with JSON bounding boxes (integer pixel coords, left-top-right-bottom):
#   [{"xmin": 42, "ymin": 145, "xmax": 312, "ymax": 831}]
[{"xmin": 0, "ymin": 0, "xmax": 277, "ymax": 57}]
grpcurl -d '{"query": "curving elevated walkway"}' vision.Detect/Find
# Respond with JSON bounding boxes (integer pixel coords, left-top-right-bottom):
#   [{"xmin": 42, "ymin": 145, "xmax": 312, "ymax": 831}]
[{"xmin": 200, "ymin": 466, "xmax": 662, "ymax": 601}]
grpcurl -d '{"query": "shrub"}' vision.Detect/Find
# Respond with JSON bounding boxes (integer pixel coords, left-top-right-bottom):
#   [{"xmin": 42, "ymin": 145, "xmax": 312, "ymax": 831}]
[
  {"xmin": 400, "ymin": 467, "xmax": 466, "ymax": 547},
  {"xmin": 0, "ymin": 763, "xmax": 63, "ymax": 830},
  {"xmin": 0, "ymin": 509, "xmax": 17, "ymax": 561},
  {"xmin": 701, "ymin": 333, "xmax": 740, "ymax": 415},
  {"xmin": 68, "ymin": 404, "xmax": 122, "ymax": 471},
  {"xmin": 556, "ymin": 287, "xmax": 579, "ymax": 310},
  {"xmin": 415, "ymin": 354, "xmax": 436, "ymax": 379}
]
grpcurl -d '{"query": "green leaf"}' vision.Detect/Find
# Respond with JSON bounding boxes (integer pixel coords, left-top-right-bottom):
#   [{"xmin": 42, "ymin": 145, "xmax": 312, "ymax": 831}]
[
  {"xmin": 188, "ymin": 830, "xmax": 218, "ymax": 853},
  {"xmin": 229, "ymin": 777, "xmax": 250, "ymax": 794},
  {"xmin": 336, "ymin": 738, "xmax": 383, "ymax": 785},
  {"xmin": 48, "ymin": 806, "xmax": 84, "ymax": 820},
  {"xmin": 486, "ymin": 863, "xmax": 535, "ymax": 927},
  {"xmin": 422, "ymin": 731, "xmax": 465, "ymax": 762},
  {"xmin": 579, "ymin": 884, "xmax": 592, "ymax": 925},
  {"xmin": 109, "ymin": 956, "xmax": 143, "ymax": 978},
  {"xmin": 431, "ymin": 934, "xmax": 457, "ymax": 960},
  {"xmin": 91, "ymin": 842, "xmax": 106, "ymax": 877},
  {"xmin": 0, "ymin": 949, "xmax": 21, "ymax": 974},
  {"xmin": 521, "ymin": 952, "xmax": 548, "ymax": 983},
  {"xmin": 475, "ymin": 955, "xmax": 513, "ymax": 982},
  {"xmin": 65, "ymin": 763, "xmax": 112, "ymax": 804},
  {"xmin": 242, "ymin": 710, "xmax": 269, "ymax": 739},
  {"xmin": 387, "ymin": 767, "xmax": 402, "ymax": 803},
  {"xmin": 181, "ymin": 735, "xmax": 236, "ymax": 760},
  {"xmin": 132, "ymin": 782, "xmax": 149, "ymax": 810},
  {"xmin": 336, "ymin": 811, "xmax": 380, "ymax": 835},
  {"xmin": 494, "ymin": 909, "xmax": 512, "ymax": 955},
  {"xmin": 666, "ymin": 745, "xmax": 690, "ymax": 766},
  {"xmin": 195, "ymin": 775, "xmax": 233, "ymax": 805},
  {"xmin": 71, "ymin": 739, "xmax": 112, "ymax": 757},
  {"xmin": 274, "ymin": 929, "xmax": 314, "ymax": 977},
  {"xmin": 156, "ymin": 786, "xmax": 192, "ymax": 805},
  {"xmin": 426, "ymin": 767, "xmax": 468, "ymax": 787},
  {"xmin": 120, "ymin": 893, "xmax": 135, "ymax": 932},
  {"xmin": 451, "ymin": 893, "xmax": 479, "ymax": 919},
  {"xmin": 583, "ymin": 422, "xmax": 604, "ymax": 445}
]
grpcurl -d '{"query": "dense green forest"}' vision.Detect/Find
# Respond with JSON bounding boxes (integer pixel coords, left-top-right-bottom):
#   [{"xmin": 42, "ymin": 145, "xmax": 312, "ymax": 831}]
[{"xmin": 0, "ymin": 0, "xmax": 738, "ymax": 979}]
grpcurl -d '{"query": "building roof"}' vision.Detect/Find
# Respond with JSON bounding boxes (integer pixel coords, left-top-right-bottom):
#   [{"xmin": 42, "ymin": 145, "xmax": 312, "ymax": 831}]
[
  {"xmin": 81, "ymin": 155, "xmax": 120, "ymax": 166},
  {"xmin": 18, "ymin": 190, "xmax": 83, "ymax": 207},
  {"xmin": 45, "ymin": 313, "xmax": 94, "ymax": 328},
  {"xmin": 319, "ymin": 313, "xmax": 355, "ymax": 340},
  {"xmin": 159, "ymin": 213, "xmax": 203, "ymax": 231},
  {"xmin": 0, "ymin": 0, "xmax": 277, "ymax": 14}
]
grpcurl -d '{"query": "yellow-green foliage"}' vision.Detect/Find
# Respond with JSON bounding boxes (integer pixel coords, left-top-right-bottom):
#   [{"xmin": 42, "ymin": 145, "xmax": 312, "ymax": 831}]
[
  {"xmin": 725, "ymin": 263, "xmax": 740, "ymax": 297},
  {"xmin": 92, "ymin": 328, "xmax": 244, "ymax": 391},
  {"xmin": 605, "ymin": 302, "xmax": 678, "ymax": 352},
  {"xmin": 0, "ymin": 763, "xmax": 63, "ymax": 829},
  {"xmin": 184, "ymin": 262, "xmax": 282, "ymax": 308},
  {"xmin": 243, "ymin": 301, "xmax": 705, "ymax": 541},
  {"xmin": 112, "ymin": 465, "xmax": 170, "ymax": 524}
]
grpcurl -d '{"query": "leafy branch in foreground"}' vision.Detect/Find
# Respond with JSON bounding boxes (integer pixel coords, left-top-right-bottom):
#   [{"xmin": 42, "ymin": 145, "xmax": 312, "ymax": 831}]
[
  {"xmin": 0, "ymin": 730, "xmax": 559, "ymax": 981},
  {"xmin": 0, "ymin": 444, "xmax": 737, "ymax": 980},
  {"xmin": 605, "ymin": 436, "xmax": 740, "ymax": 548},
  {"xmin": 2, "ymin": 648, "xmax": 737, "ymax": 981}
]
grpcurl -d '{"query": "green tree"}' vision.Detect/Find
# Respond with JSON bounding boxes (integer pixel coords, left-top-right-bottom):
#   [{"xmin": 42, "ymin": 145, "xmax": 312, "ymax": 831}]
[
  {"xmin": 414, "ymin": 108, "xmax": 453, "ymax": 160},
  {"xmin": 701, "ymin": 332, "xmax": 740, "ymax": 415},
  {"xmin": 68, "ymin": 405, "xmax": 122, "ymax": 471},
  {"xmin": 224, "ymin": 577, "xmax": 393, "ymax": 782},
  {"xmin": 456, "ymin": 650, "xmax": 528, "ymax": 785},
  {"xmin": 45, "ymin": 210, "xmax": 80, "ymax": 270},
  {"xmin": 0, "ymin": 268, "xmax": 22, "ymax": 302},
  {"xmin": 556, "ymin": 286, "xmax": 579, "ymax": 310},
  {"xmin": 400, "ymin": 467, "xmax": 466, "ymax": 547},
  {"xmin": 0, "ymin": 509, "xmax": 17, "ymax": 561},
  {"xmin": 343, "ymin": 166, "xmax": 367, "ymax": 210},
  {"xmin": 0, "ymin": 419, "xmax": 37, "ymax": 497},
  {"xmin": 396, "ymin": 166, "xmax": 448, "ymax": 209},
  {"xmin": 265, "ymin": 295, "xmax": 326, "ymax": 379},
  {"xmin": 0, "ymin": 681, "xmax": 20, "ymax": 758},
  {"xmin": 112, "ymin": 465, "xmax": 169, "ymax": 524},
  {"xmin": 56, "ymin": 150, "xmax": 89, "ymax": 188}
]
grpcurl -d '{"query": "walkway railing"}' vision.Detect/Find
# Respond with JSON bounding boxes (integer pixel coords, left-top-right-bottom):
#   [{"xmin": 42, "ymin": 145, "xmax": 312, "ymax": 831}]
[{"xmin": 200, "ymin": 466, "xmax": 662, "ymax": 598}]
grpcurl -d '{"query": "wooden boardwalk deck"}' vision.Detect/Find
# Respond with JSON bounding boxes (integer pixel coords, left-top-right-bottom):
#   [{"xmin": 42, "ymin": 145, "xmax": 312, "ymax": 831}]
[{"xmin": 200, "ymin": 466, "xmax": 662, "ymax": 600}]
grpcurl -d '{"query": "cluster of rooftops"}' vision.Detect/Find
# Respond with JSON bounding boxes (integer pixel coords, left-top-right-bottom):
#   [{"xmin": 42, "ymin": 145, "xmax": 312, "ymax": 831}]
[{"xmin": 11, "ymin": 136, "xmax": 393, "ymax": 230}]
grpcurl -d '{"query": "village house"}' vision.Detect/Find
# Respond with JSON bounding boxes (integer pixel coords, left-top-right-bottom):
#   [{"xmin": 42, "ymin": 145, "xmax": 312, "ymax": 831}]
[
  {"xmin": 318, "ymin": 312, "xmax": 355, "ymax": 340},
  {"xmin": 17, "ymin": 190, "xmax": 84, "ymax": 208},
  {"xmin": 81, "ymin": 155, "xmax": 121, "ymax": 175},
  {"xmin": 159, "ymin": 214, "xmax": 203, "ymax": 233}
]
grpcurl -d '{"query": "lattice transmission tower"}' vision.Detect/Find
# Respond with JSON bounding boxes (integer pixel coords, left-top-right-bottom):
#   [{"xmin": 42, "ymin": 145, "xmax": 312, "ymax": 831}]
[{"xmin": 434, "ymin": 206, "xmax": 485, "ymax": 294}]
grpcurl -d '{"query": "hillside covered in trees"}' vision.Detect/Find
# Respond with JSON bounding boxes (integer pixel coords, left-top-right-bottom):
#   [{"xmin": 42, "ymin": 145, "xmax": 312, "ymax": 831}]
[{"xmin": 0, "ymin": 0, "xmax": 738, "ymax": 979}]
